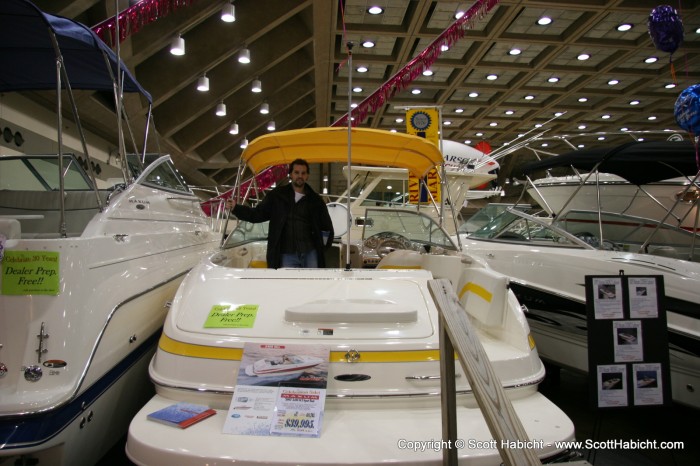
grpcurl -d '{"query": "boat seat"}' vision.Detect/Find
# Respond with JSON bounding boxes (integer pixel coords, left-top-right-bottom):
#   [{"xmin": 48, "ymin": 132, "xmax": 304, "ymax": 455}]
[
  {"xmin": 376, "ymin": 250, "xmax": 423, "ymax": 270},
  {"xmin": 456, "ymin": 267, "xmax": 507, "ymax": 328},
  {"xmin": 377, "ymin": 250, "xmax": 464, "ymax": 285},
  {"xmin": 248, "ymin": 255, "xmax": 268, "ymax": 268}
]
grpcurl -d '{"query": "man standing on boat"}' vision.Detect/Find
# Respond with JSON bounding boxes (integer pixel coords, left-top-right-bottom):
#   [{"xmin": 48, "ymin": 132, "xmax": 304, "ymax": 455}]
[{"xmin": 227, "ymin": 159, "xmax": 334, "ymax": 268}]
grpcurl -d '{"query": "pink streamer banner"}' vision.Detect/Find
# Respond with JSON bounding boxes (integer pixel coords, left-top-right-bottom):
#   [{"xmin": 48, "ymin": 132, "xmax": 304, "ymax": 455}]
[
  {"xmin": 334, "ymin": 0, "xmax": 499, "ymax": 128},
  {"xmin": 92, "ymin": 0, "xmax": 198, "ymax": 45}
]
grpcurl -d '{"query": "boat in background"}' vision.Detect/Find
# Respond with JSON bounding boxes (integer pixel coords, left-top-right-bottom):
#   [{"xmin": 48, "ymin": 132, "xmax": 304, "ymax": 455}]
[
  {"xmin": 522, "ymin": 139, "xmax": 700, "ymax": 231},
  {"xmin": 455, "ymin": 206, "xmax": 700, "ymax": 408},
  {"xmin": 0, "ymin": 2, "xmax": 219, "ymax": 465},
  {"xmin": 126, "ymin": 128, "xmax": 575, "ymax": 465}
]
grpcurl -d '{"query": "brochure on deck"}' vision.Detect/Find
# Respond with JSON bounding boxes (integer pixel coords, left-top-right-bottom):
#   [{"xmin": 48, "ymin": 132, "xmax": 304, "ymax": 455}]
[
  {"xmin": 223, "ymin": 342, "xmax": 330, "ymax": 437},
  {"xmin": 147, "ymin": 402, "xmax": 216, "ymax": 428}
]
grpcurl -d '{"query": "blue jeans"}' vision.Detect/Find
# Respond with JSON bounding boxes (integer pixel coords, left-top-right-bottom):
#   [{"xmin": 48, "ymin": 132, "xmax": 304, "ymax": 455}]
[{"xmin": 280, "ymin": 249, "xmax": 318, "ymax": 268}]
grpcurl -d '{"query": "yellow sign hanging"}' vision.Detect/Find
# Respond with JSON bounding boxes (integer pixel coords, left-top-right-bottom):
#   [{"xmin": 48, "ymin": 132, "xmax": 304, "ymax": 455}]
[{"xmin": 405, "ymin": 108, "xmax": 440, "ymax": 203}]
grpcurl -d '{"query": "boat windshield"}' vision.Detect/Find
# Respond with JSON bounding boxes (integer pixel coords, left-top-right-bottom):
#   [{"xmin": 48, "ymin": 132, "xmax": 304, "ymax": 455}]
[
  {"xmin": 458, "ymin": 203, "xmax": 532, "ymax": 234},
  {"xmin": 223, "ymin": 220, "xmax": 269, "ymax": 249},
  {"xmin": 361, "ymin": 208, "xmax": 458, "ymax": 250},
  {"xmin": 0, "ymin": 155, "xmax": 92, "ymax": 191},
  {"xmin": 556, "ymin": 210, "xmax": 700, "ymax": 261},
  {"xmin": 468, "ymin": 209, "xmax": 589, "ymax": 248}
]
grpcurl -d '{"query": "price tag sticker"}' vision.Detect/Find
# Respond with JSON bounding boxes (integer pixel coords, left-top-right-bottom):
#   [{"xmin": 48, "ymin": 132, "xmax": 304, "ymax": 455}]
[{"xmin": 270, "ymin": 387, "xmax": 325, "ymax": 437}]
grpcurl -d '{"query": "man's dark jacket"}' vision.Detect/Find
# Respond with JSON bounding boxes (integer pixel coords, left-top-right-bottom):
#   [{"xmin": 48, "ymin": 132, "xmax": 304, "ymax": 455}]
[{"xmin": 232, "ymin": 183, "xmax": 334, "ymax": 268}]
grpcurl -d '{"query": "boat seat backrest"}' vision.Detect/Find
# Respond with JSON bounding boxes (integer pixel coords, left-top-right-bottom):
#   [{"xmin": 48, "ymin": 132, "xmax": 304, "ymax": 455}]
[
  {"xmin": 376, "ymin": 249, "xmax": 423, "ymax": 270},
  {"xmin": 0, "ymin": 190, "xmax": 109, "ymax": 237},
  {"xmin": 455, "ymin": 267, "xmax": 507, "ymax": 328}
]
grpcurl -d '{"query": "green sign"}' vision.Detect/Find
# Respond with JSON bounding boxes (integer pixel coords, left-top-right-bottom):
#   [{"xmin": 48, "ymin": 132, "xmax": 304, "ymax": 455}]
[
  {"xmin": 204, "ymin": 304, "xmax": 259, "ymax": 328},
  {"xmin": 1, "ymin": 251, "xmax": 60, "ymax": 295}
]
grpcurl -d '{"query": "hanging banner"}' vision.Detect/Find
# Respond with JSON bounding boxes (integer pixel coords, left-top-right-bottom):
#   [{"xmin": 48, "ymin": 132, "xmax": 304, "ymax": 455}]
[{"xmin": 406, "ymin": 108, "xmax": 440, "ymax": 204}]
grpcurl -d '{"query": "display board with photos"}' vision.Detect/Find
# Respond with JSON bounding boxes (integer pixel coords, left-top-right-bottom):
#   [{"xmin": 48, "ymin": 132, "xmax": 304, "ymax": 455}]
[{"xmin": 585, "ymin": 274, "xmax": 672, "ymax": 408}]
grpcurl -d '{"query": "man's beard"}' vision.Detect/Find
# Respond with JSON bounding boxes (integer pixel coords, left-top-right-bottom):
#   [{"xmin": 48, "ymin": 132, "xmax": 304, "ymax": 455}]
[{"xmin": 293, "ymin": 178, "xmax": 305, "ymax": 188}]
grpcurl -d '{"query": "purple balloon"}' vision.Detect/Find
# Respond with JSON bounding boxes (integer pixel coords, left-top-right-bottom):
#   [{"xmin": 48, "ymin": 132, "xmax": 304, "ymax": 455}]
[
  {"xmin": 648, "ymin": 5, "xmax": 684, "ymax": 54},
  {"xmin": 675, "ymin": 84, "xmax": 700, "ymax": 134}
]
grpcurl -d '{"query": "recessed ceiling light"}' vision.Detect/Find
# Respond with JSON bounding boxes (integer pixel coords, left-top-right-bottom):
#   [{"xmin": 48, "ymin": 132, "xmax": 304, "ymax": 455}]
[
  {"xmin": 601, "ymin": 114, "xmax": 611, "ymax": 119},
  {"xmin": 423, "ymin": 69, "xmax": 434, "ymax": 76},
  {"xmin": 598, "ymin": 136, "xmax": 606, "ymax": 140},
  {"xmin": 648, "ymin": 116, "xmax": 657, "ymax": 120},
  {"xmin": 665, "ymin": 83, "xmax": 677, "ymax": 89},
  {"xmin": 577, "ymin": 144, "xmax": 585, "ymax": 148},
  {"xmin": 541, "ymin": 142, "xmax": 548, "ymax": 147},
  {"xmin": 645, "ymin": 56, "xmax": 658, "ymax": 64},
  {"xmin": 578, "ymin": 125, "xmax": 587, "ymax": 130},
  {"xmin": 476, "ymin": 132, "xmax": 484, "ymax": 137},
  {"xmin": 356, "ymin": 66, "xmax": 368, "ymax": 73},
  {"xmin": 608, "ymin": 79, "xmax": 620, "ymax": 85},
  {"xmin": 509, "ymin": 48, "xmax": 522, "ymax": 56},
  {"xmin": 468, "ymin": 92, "xmax": 479, "ymax": 98},
  {"xmin": 353, "ymin": 87, "xmax": 363, "ymax": 92},
  {"xmin": 535, "ymin": 124, "xmax": 543, "ymax": 128},
  {"xmin": 486, "ymin": 74, "xmax": 498, "ymax": 80},
  {"xmin": 454, "ymin": 10, "xmax": 465, "ymax": 19},
  {"xmin": 524, "ymin": 95, "xmax": 535, "ymax": 100},
  {"xmin": 362, "ymin": 40, "xmax": 375, "ymax": 48},
  {"xmin": 548, "ymin": 76, "xmax": 560, "ymax": 83},
  {"xmin": 537, "ymin": 16, "xmax": 552, "ymax": 26},
  {"xmin": 577, "ymin": 53, "xmax": 590, "ymax": 61},
  {"xmin": 444, "ymin": 121, "xmax": 452, "ymax": 125},
  {"xmin": 395, "ymin": 118, "xmax": 404, "ymax": 123},
  {"xmin": 621, "ymin": 127, "xmax": 629, "ymax": 131},
  {"xmin": 638, "ymin": 138, "xmax": 645, "ymax": 141},
  {"xmin": 455, "ymin": 108, "xmax": 464, "ymax": 113},
  {"xmin": 440, "ymin": 44, "xmax": 449, "ymax": 52},
  {"xmin": 411, "ymin": 89, "xmax": 421, "ymax": 95},
  {"xmin": 464, "ymin": 140, "xmax": 472, "ymax": 144},
  {"xmin": 696, "ymin": 27, "xmax": 700, "ymax": 33},
  {"xmin": 489, "ymin": 122, "xmax": 498, "ymax": 127},
  {"xmin": 505, "ymin": 110, "xmax": 514, "ymax": 115},
  {"xmin": 629, "ymin": 100, "xmax": 640, "ymax": 105},
  {"xmin": 578, "ymin": 97, "xmax": 588, "ymax": 102},
  {"xmin": 617, "ymin": 23, "xmax": 633, "ymax": 32},
  {"xmin": 367, "ymin": 6, "xmax": 383, "ymax": 15},
  {"xmin": 554, "ymin": 112, "xmax": 564, "ymax": 117}
]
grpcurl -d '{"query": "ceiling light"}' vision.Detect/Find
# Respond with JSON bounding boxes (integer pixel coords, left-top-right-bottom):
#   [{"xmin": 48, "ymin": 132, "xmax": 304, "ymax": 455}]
[
  {"xmin": 534, "ymin": 124, "xmax": 542, "ymax": 128},
  {"xmin": 251, "ymin": 79, "xmax": 262, "ymax": 93},
  {"xmin": 629, "ymin": 100, "xmax": 640, "ymax": 105},
  {"xmin": 170, "ymin": 35, "xmax": 185, "ymax": 55},
  {"xmin": 455, "ymin": 108, "xmax": 464, "ymax": 113},
  {"xmin": 468, "ymin": 92, "xmax": 479, "ymax": 98},
  {"xmin": 362, "ymin": 40, "xmax": 375, "ymax": 48},
  {"xmin": 577, "ymin": 144, "xmax": 585, "ymax": 148},
  {"xmin": 411, "ymin": 89, "xmax": 421, "ymax": 94},
  {"xmin": 537, "ymin": 16, "xmax": 552, "ymax": 26},
  {"xmin": 505, "ymin": 110, "xmax": 514, "ymax": 115},
  {"xmin": 215, "ymin": 101, "xmax": 226, "ymax": 116},
  {"xmin": 368, "ymin": 6, "xmax": 383, "ymax": 15},
  {"xmin": 554, "ymin": 112, "xmax": 564, "ymax": 117},
  {"xmin": 486, "ymin": 74, "xmax": 498, "ymax": 81},
  {"xmin": 489, "ymin": 122, "xmax": 498, "ymax": 127},
  {"xmin": 475, "ymin": 132, "xmax": 484, "ymax": 137},
  {"xmin": 353, "ymin": 86, "xmax": 363, "ymax": 92},
  {"xmin": 644, "ymin": 56, "xmax": 658, "ymax": 64},
  {"xmin": 444, "ymin": 121, "xmax": 452, "ymax": 126},
  {"xmin": 598, "ymin": 136, "xmax": 606, "ymax": 140},
  {"xmin": 608, "ymin": 79, "xmax": 620, "ymax": 85},
  {"xmin": 423, "ymin": 69, "xmax": 434, "ymax": 76},
  {"xmin": 386, "ymin": 185, "xmax": 392, "ymax": 190},
  {"xmin": 621, "ymin": 127, "xmax": 629, "ymax": 131},
  {"xmin": 260, "ymin": 102, "xmax": 269, "ymax": 114},
  {"xmin": 395, "ymin": 118, "xmax": 404, "ymax": 123},
  {"xmin": 440, "ymin": 44, "xmax": 449, "ymax": 52},
  {"xmin": 578, "ymin": 97, "xmax": 588, "ymax": 102},
  {"xmin": 616, "ymin": 23, "xmax": 633, "ymax": 32},
  {"xmin": 267, "ymin": 120, "xmax": 276, "ymax": 131},
  {"xmin": 238, "ymin": 47, "xmax": 251, "ymax": 64},
  {"xmin": 350, "ymin": 103, "xmax": 358, "ymax": 108},
  {"xmin": 196, "ymin": 74, "xmax": 209, "ymax": 92},
  {"xmin": 464, "ymin": 140, "xmax": 472, "ymax": 144},
  {"xmin": 541, "ymin": 142, "xmax": 548, "ymax": 146},
  {"xmin": 648, "ymin": 116, "xmax": 657, "ymax": 120},
  {"xmin": 240, "ymin": 137, "xmax": 248, "ymax": 149},
  {"xmin": 601, "ymin": 114, "xmax": 611, "ymax": 119},
  {"xmin": 221, "ymin": 2, "xmax": 235, "ymax": 22},
  {"xmin": 509, "ymin": 48, "xmax": 522, "ymax": 56},
  {"xmin": 356, "ymin": 66, "xmax": 368, "ymax": 73},
  {"xmin": 578, "ymin": 125, "xmax": 587, "ymax": 130},
  {"xmin": 524, "ymin": 95, "xmax": 535, "ymax": 100},
  {"xmin": 548, "ymin": 76, "xmax": 560, "ymax": 83},
  {"xmin": 577, "ymin": 53, "xmax": 590, "ymax": 61},
  {"xmin": 229, "ymin": 122, "xmax": 239, "ymax": 135},
  {"xmin": 454, "ymin": 11, "xmax": 465, "ymax": 19},
  {"xmin": 665, "ymin": 83, "xmax": 677, "ymax": 89}
]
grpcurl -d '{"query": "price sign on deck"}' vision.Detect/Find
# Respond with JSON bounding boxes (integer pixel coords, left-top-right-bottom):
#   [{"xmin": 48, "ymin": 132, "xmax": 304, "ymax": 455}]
[{"xmin": 270, "ymin": 387, "xmax": 325, "ymax": 437}]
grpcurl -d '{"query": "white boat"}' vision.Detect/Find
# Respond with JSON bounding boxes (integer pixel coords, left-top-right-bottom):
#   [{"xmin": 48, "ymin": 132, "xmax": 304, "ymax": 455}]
[
  {"xmin": 523, "ymin": 140, "xmax": 700, "ymax": 231},
  {"xmin": 455, "ymin": 206, "xmax": 700, "ymax": 408},
  {"xmin": 0, "ymin": 2, "xmax": 219, "ymax": 465},
  {"xmin": 245, "ymin": 355, "xmax": 324, "ymax": 377},
  {"xmin": 126, "ymin": 128, "xmax": 575, "ymax": 465}
]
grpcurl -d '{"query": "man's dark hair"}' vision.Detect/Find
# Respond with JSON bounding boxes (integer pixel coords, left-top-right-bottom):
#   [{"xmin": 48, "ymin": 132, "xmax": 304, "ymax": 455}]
[{"xmin": 288, "ymin": 158, "xmax": 310, "ymax": 174}]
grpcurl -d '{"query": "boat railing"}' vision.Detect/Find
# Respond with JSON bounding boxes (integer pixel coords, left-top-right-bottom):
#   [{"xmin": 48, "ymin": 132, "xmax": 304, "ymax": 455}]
[{"xmin": 428, "ymin": 278, "xmax": 541, "ymax": 465}]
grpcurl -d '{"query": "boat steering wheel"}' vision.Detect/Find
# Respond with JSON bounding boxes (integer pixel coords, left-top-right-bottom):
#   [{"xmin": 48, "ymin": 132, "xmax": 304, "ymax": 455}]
[{"xmin": 363, "ymin": 231, "xmax": 412, "ymax": 257}]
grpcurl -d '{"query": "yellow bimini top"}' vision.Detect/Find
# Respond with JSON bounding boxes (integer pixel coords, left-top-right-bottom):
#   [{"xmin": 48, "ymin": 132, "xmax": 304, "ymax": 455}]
[{"xmin": 241, "ymin": 127, "xmax": 443, "ymax": 178}]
